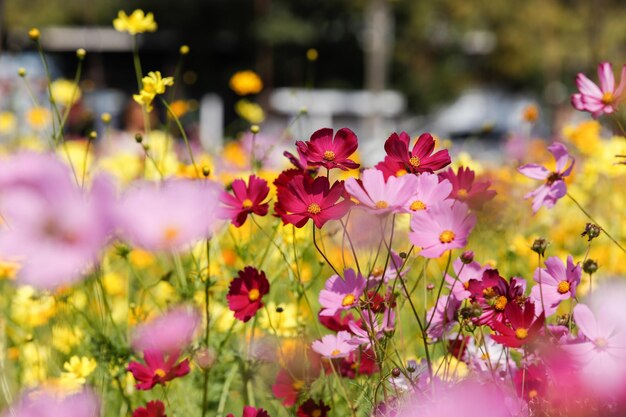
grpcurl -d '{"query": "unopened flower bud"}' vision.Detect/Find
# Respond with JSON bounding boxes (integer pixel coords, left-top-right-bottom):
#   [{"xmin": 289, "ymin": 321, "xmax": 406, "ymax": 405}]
[
  {"xmin": 275, "ymin": 306, "xmax": 284, "ymax": 313},
  {"xmin": 76, "ymin": 48, "xmax": 86, "ymax": 60},
  {"xmin": 134, "ymin": 133, "xmax": 143, "ymax": 143},
  {"xmin": 460, "ymin": 250, "xmax": 474, "ymax": 264},
  {"xmin": 306, "ymin": 48, "xmax": 319, "ymax": 62},
  {"xmin": 18, "ymin": 67, "xmax": 26, "ymax": 77},
  {"xmin": 250, "ymin": 124, "xmax": 260, "ymax": 134},
  {"xmin": 299, "ymin": 106, "xmax": 308, "ymax": 115},
  {"xmin": 101, "ymin": 112, "xmax": 111, "ymax": 124},
  {"xmin": 195, "ymin": 348, "xmax": 216, "ymax": 370},
  {"xmin": 179, "ymin": 45, "xmax": 190, "ymax": 55},
  {"xmin": 581, "ymin": 223, "xmax": 601, "ymax": 242},
  {"xmin": 531, "ymin": 238, "xmax": 549, "ymax": 257},
  {"xmin": 142, "ymin": 143, "xmax": 150, "ymax": 152},
  {"xmin": 426, "ymin": 283, "xmax": 435, "ymax": 291},
  {"xmin": 391, "ymin": 368, "xmax": 401, "ymax": 378},
  {"xmin": 583, "ymin": 259, "xmax": 598, "ymax": 274},
  {"xmin": 202, "ymin": 166, "xmax": 211, "ymax": 177},
  {"xmin": 399, "ymin": 252, "xmax": 407, "ymax": 259},
  {"xmin": 28, "ymin": 28, "xmax": 40, "ymax": 41},
  {"xmin": 88, "ymin": 131, "xmax": 97, "ymax": 140}
]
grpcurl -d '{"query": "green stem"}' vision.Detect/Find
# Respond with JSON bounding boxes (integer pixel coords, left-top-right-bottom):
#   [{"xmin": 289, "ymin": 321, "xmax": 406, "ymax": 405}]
[
  {"xmin": 161, "ymin": 98, "xmax": 200, "ymax": 177},
  {"xmin": 567, "ymin": 193, "xmax": 626, "ymax": 254}
]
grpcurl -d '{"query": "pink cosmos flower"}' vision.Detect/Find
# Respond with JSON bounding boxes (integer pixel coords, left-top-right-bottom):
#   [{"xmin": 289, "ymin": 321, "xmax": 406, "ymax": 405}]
[
  {"xmin": 438, "ymin": 166, "xmax": 496, "ymax": 210},
  {"xmin": 409, "ymin": 201, "xmax": 476, "ymax": 258},
  {"xmin": 131, "ymin": 305, "xmax": 200, "ymax": 354},
  {"xmin": 227, "ymin": 406, "xmax": 270, "ymax": 417},
  {"xmin": 117, "ymin": 179, "xmax": 222, "ymax": 251},
  {"xmin": 444, "ymin": 257, "xmax": 485, "ymax": 301},
  {"xmin": 127, "ymin": 349, "xmax": 190, "ymax": 390},
  {"xmin": 402, "ymin": 173, "xmax": 452, "ymax": 213},
  {"xmin": 319, "ymin": 269, "xmax": 366, "ymax": 317},
  {"xmin": 311, "ymin": 330, "xmax": 357, "ymax": 359},
  {"xmin": 375, "ymin": 132, "xmax": 451, "ymax": 178},
  {"xmin": 296, "ymin": 128, "xmax": 360, "ymax": 171},
  {"xmin": 220, "ymin": 175, "xmax": 270, "ymax": 227},
  {"xmin": 348, "ymin": 310, "xmax": 395, "ymax": 348},
  {"xmin": 344, "ymin": 168, "xmax": 418, "ymax": 214},
  {"xmin": 4, "ymin": 389, "xmax": 99, "ymax": 417},
  {"xmin": 274, "ymin": 174, "xmax": 352, "ymax": 228},
  {"xmin": 426, "ymin": 295, "xmax": 460, "ymax": 340},
  {"xmin": 0, "ymin": 152, "xmax": 115, "ymax": 290},
  {"xmin": 518, "ymin": 142, "xmax": 574, "ymax": 213},
  {"xmin": 572, "ymin": 62, "xmax": 626, "ymax": 117},
  {"xmin": 467, "ymin": 269, "xmax": 526, "ymax": 327},
  {"xmin": 530, "ymin": 255, "xmax": 581, "ymax": 316}
]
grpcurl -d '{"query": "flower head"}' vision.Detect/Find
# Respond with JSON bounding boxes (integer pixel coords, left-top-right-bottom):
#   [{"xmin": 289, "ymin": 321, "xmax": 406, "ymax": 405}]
[
  {"xmin": 438, "ymin": 166, "xmax": 496, "ymax": 210},
  {"xmin": 345, "ymin": 168, "xmax": 418, "ymax": 214},
  {"xmin": 296, "ymin": 128, "xmax": 360, "ymax": 171},
  {"xmin": 229, "ymin": 70, "xmax": 264, "ymax": 96},
  {"xmin": 311, "ymin": 330, "xmax": 357, "ymax": 359},
  {"xmin": 113, "ymin": 9, "xmax": 157, "ymax": 35},
  {"xmin": 491, "ymin": 300, "xmax": 545, "ymax": 348},
  {"xmin": 127, "ymin": 349, "xmax": 190, "ymax": 390},
  {"xmin": 468, "ymin": 269, "xmax": 526, "ymax": 327},
  {"xmin": 133, "ymin": 71, "xmax": 174, "ymax": 112},
  {"xmin": 132, "ymin": 401, "xmax": 167, "ymax": 417},
  {"xmin": 297, "ymin": 399, "xmax": 330, "ymax": 417},
  {"xmin": 530, "ymin": 255, "xmax": 581, "ymax": 316},
  {"xmin": 518, "ymin": 142, "xmax": 574, "ymax": 213},
  {"xmin": 375, "ymin": 132, "xmax": 451, "ymax": 178},
  {"xmin": 227, "ymin": 267, "xmax": 270, "ymax": 322},
  {"xmin": 4, "ymin": 389, "xmax": 99, "ymax": 417},
  {"xmin": 319, "ymin": 269, "xmax": 366, "ymax": 317},
  {"xmin": 409, "ymin": 201, "xmax": 476, "ymax": 258},
  {"xmin": 571, "ymin": 62, "xmax": 626, "ymax": 117},
  {"xmin": 131, "ymin": 306, "xmax": 200, "ymax": 354},
  {"xmin": 220, "ymin": 175, "xmax": 270, "ymax": 227},
  {"xmin": 444, "ymin": 257, "xmax": 486, "ymax": 301},
  {"xmin": 403, "ymin": 173, "xmax": 452, "ymax": 213}
]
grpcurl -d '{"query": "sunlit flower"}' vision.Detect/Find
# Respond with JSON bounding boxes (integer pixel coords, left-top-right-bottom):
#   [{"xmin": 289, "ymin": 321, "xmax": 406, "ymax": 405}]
[
  {"xmin": 571, "ymin": 61, "xmax": 626, "ymax": 117},
  {"xmin": 235, "ymin": 99, "xmax": 265, "ymax": 124},
  {"xmin": 61, "ymin": 356, "xmax": 97, "ymax": 385},
  {"xmin": 345, "ymin": 168, "xmax": 417, "ymax": 214},
  {"xmin": 113, "ymin": 9, "xmax": 157, "ymax": 35},
  {"xmin": 26, "ymin": 107, "xmax": 51, "ymax": 130},
  {"xmin": 438, "ymin": 166, "xmax": 496, "ymax": 210},
  {"xmin": 318, "ymin": 269, "xmax": 366, "ymax": 317},
  {"xmin": 375, "ymin": 132, "xmax": 451, "ymax": 178},
  {"xmin": 403, "ymin": 172, "xmax": 452, "ymax": 213},
  {"xmin": 491, "ymin": 299, "xmax": 545, "ymax": 348},
  {"xmin": 311, "ymin": 330, "xmax": 356, "ymax": 359},
  {"xmin": 133, "ymin": 71, "xmax": 174, "ymax": 112},
  {"xmin": 51, "ymin": 79, "xmax": 82, "ymax": 107},
  {"xmin": 127, "ymin": 350, "xmax": 190, "ymax": 390},
  {"xmin": 132, "ymin": 401, "xmax": 167, "ymax": 417},
  {"xmin": 530, "ymin": 255, "xmax": 581, "ymax": 316},
  {"xmin": 227, "ymin": 267, "xmax": 270, "ymax": 323},
  {"xmin": 229, "ymin": 70, "xmax": 263, "ymax": 96},
  {"xmin": 220, "ymin": 175, "xmax": 270, "ymax": 227},
  {"xmin": 296, "ymin": 128, "xmax": 360, "ymax": 171}
]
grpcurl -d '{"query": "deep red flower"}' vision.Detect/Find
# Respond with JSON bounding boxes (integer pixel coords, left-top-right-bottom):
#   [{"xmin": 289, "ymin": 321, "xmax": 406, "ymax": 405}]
[
  {"xmin": 296, "ymin": 128, "xmax": 360, "ymax": 171},
  {"xmin": 438, "ymin": 166, "xmax": 496, "ymax": 209},
  {"xmin": 274, "ymin": 174, "xmax": 352, "ymax": 228},
  {"xmin": 338, "ymin": 348, "xmax": 378, "ymax": 378},
  {"xmin": 272, "ymin": 369, "xmax": 303, "ymax": 407},
  {"xmin": 468, "ymin": 269, "xmax": 526, "ymax": 327},
  {"xmin": 297, "ymin": 399, "xmax": 331, "ymax": 417},
  {"xmin": 272, "ymin": 350, "xmax": 322, "ymax": 406},
  {"xmin": 318, "ymin": 310, "xmax": 360, "ymax": 332},
  {"xmin": 227, "ymin": 267, "xmax": 270, "ymax": 322},
  {"xmin": 491, "ymin": 300, "xmax": 545, "ymax": 348},
  {"xmin": 227, "ymin": 406, "xmax": 271, "ymax": 417},
  {"xmin": 375, "ymin": 132, "xmax": 451, "ymax": 178},
  {"xmin": 127, "ymin": 350, "xmax": 190, "ymax": 390},
  {"xmin": 132, "ymin": 401, "xmax": 167, "ymax": 417},
  {"xmin": 220, "ymin": 175, "xmax": 270, "ymax": 227}
]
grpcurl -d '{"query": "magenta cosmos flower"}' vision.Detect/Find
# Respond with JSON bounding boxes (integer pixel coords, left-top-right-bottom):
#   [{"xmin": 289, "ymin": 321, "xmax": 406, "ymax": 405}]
[
  {"xmin": 530, "ymin": 255, "xmax": 581, "ymax": 316},
  {"xmin": 572, "ymin": 62, "xmax": 626, "ymax": 117},
  {"xmin": 131, "ymin": 305, "xmax": 200, "ymax": 354},
  {"xmin": 403, "ymin": 172, "xmax": 452, "ymax": 213},
  {"xmin": 409, "ymin": 201, "xmax": 476, "ymax": 258},
  {"xmin": 220, "ymin": 175, "xmax": 270, "ymax": 227},
  {"xmin": 296, "ymin": 127, "xmax": 359, "ymax": 171},
  {"xmin": 132, "ymin": 401, "xmax": 166, "ymax": 417},
  {"xmin": 345, "ymin": 168, "xmax": 418, "ymax": 214},
  {"xmin": 274, "ymin": 174, "xmax": 352, "ymax": 228},
  {"xmin": 375, "ymin": 132, "xmax": 451, "ymax": 179},
  {"xmin": 518, "ymin": 142, "xmax": 574, "ymax": 213},
  {"xmin": 438, "ymin": 166, "xmax": 496, "ymax": 210},
  {"xmin": 227, "ymin": 406, "xmax": 271, "ymax": 417},
  {"xmin": 127, "ymin": 349, "xmax": 190, "ymax": 390},
  {"xmin": 491, "ymin": 300, "xmax": 545, "ymax": 349},
  {"xmin": 0, "ymin": 152, "xmax": 115, "ymax": 290},
  {"xmin": 311, "ymin": 330, "xmax": 357, "ymax": 359},
  {"xmin": 319, "ymin": 268, "xmax": 366, "ymax": 316},
  {"xmin": 444, "ymin": 257, "xmax": 486, "ymax": 301},
  {"xmin": 117, "ymin": 179, "xmax": 222, "ymax": 251},
  {"xmin": 4, "ymin": 388, "xmax": 99, "ymax": 417},
  {"xmin": 227, "ymin": 266, "xmax": 270, "ymax": 322}
]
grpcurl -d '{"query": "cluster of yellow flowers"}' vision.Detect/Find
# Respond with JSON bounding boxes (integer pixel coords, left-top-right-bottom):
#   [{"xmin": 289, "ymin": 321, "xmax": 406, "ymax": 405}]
[
  {"xmin": 133, "ymin": 71, "xmax": 174, "ymax": 112},
  {"xmin": 113, "ymin": 10, "xmax": 157, "ymax": 35}
]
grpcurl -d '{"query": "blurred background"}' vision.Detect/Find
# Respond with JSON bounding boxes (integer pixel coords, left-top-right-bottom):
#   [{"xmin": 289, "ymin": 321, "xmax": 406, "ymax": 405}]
[{"xmin": 1, "ymin": 0, "xmax": 625, "ymax": 163}]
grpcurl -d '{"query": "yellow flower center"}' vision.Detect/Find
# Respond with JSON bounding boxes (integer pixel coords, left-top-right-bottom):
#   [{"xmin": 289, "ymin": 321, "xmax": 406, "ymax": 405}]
[
  {"xmin": 528, "ymin": 389, "xmax": 538, "ymax": 399},
  {"xmin": 242, "ymin": 198, "xmax": 253, "ymax": 209},
  {"xmin": 456, "ymin": 189, "xmax": 469, "ymax": 199},
  {"xmin": 595, "ymin": 337, "xmax": 608, "ymax": 349},
  {"xmin": 410, "ymin": 200, "xmax": 426, "ymax": 211},
  {"xmin": 312, "ymin": 410, "xmax": 322, "ymax": 417},
  {"xmin": 409, "ymin": 156, "xmax": 421, "ymax": 167},
  {"xmin": 483, "ymin": 287, "xmax": 496, "ymax": 298},
  {"xmin": 515, "ymin": 328, "xmax": 528, "ymax": 340},
  {"xmin": 375, "ymin": 201, "xmax": 389, "ymax": 209},
  {"xmin": 154, "ymin": 368, "xmax": 166, "ymax": 378},
  {"xmin": 330, "ymin": 349, "xmax": 341, "ymax": 357},
  {"xmin": 463, "ymin": 281, "xmax": 470, "ymax": 290},
  {"xmin": 342, "ymin": 294, "xmax": 356, "ymax": 307},
  {"xmin": 439, "ymin": 230, "xmax": 455, "ymax": 243},
  {"xmin": 557, "ymin": 280, "xmax": 570, "ymax": 294},
  {"xmin": 248, "ymin": 288, "xmax": 261, "ymax": 301},
  {"xmin": 601, "ymin": 91, "xmax": 614, "ymax": 105},
  {"xmin": 494, "ymin": 295, "xmax": 508, "ymax": 311},
  {"xmin": 396, "ymin": 169, "xmax": 408, "ymax": 176},
  {"xmin": 323, "ymin": 150, "xmax": 336, "ymax": 161},
  {"xmin": 307, "ymin": 203, "xmax": 321, "ymax": 214},
  {"xmin": 291, "ymin": 379, "xmax": 305, "ymax": 391},
  {"xmin": 371, "ymin": 266, "xmax": 384, "ymax": 277},
  {"xmin": 163, "ymin": 227, "xmax": 179, "ymax": 243}
]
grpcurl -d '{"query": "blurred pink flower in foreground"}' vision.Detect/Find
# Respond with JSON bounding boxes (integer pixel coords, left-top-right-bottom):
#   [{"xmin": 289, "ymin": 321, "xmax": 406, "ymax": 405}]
[
  {"xmin": 0, "ymin": 152, "xmax": 115, "ymax": 289},
  {"xmin": 131, "ymin": 305, "xmax": 200, "ymax": 354},
  {"xmin": 4, "ymin": 388, "xmax": 99, "ymax": 417},
  {"xmin": 571, "ymin": 61, "xmax": 626, "ymax": 117},
  {"xmin": 116, "ymin": 179, "xmax": 222, "ymax": 251}
]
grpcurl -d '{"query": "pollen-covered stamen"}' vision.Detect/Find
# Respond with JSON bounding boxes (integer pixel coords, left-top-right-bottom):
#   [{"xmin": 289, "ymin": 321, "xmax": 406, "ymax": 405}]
[
  {"xmin": 557, "ymin": 280, "xmax": 570, "ymax": 294},
  {"xmin": 163, "ymin": 227, "xmax": 179, "ymax": 243},
  {"xmin": 409, "ymin": 155, "xmax": 421, "ymax": 167},
  {"xmin": 342, "ymin": 293, "xmax": 356, "ymax": 307},
  {"xmin": 396, "ymin": 169, "xmax": 408, "ymax": 176},
  {"xmin": 494, "ymin": 295, "xmax": 508, "ymax": 311},
  {"xmin": 601, "ymin": 91, "xmax": 614, "ymax": 105},
  {"xmin": 291, "ymin": 379, "xmax": 305, "ymax": 391},
  {"xmin": 307, "ymin": 202, "xmax": 321, "ymax": 214},
  {"xmin": 456, "ymin": 189, "xmax": 469, "ymax": 199},
  {"xmin": 248, "ymin": 288, "xmax": 261, "ymax": 301},
  {"xmin": 375, "ymin": 200, "xmax": 389, "ymax": 209},
  {"xmin": 312, "ymin": 410, "xmax": 322, "ymax": 417},
  {"xmin": 439, "ymin": 230, "xmax": 455, "ymax": 243},
  {"xmin": 323, "ymin": 150, "xmax": 336, "ymax": 161},
  {"xmin": 154, "ymin": 368, "xmax": 166, "ymax": 378},
  {"xmin": 595, "ymin": 337, "xmax": 608, "ymax": 349},
  {"xmin": 330, "ymin": 349, "xmax": 341, "ymax": 357},
  {"xmin": 410, "ymin": 200, "xmax": 426, "ymax": 211},
  {"xmin": 242, "ymin": 198, "xmax": 253, "ymax": 209},
  {"xmin": 515, "ymin": 328, "xmax": 528, "ymax": 340},
  {"xmin": 483, "ymin": 287, "xmax": 496, "ymax": 298}
]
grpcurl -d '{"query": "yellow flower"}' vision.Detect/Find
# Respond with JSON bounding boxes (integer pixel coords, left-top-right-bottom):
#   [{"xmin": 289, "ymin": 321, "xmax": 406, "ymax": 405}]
[
  {"xmin": 229, "ymin": 70, "xmax": 263, "ymax": 96},
  {"xmin": 563, "ymin": 120, "xmax": 601, "ymax": 155},
  {"xmin": 12, "ymin": 286, "xmax": 56, "ymax": 328},
  {"xmin": 169, "ymin": 100, "xmax": 189, "ymax": 118},
  {"xmin": 259, "ymin": 302, "xmax": 302, "ymax": 337},
  {"xmin": 235, "ymin": 99, "xmax": 265, "ymax": 124},
  {"xmin": 0, "ymin": 259, "xmax": 19, "ymax": 280},
  {"xmin": 52, "ymin": 326, "xmax": 83, "ymax": 354},
  {"xmin": 128, "ymin": 249, "xmax": 155, "ymax": 268},
  {"xmin": 26, "ymin": 107, "xmax": 51, "ymax": 130},
  {"xmin": 0, "ymin": 112, "xmax": 17, "ymax": 134},
  {"xmin": 113, "ymin": 10, "xmax": 157, "ymax": 35},
  {"xmin": 51, "ymin": 79, "xmax": 82, "ymax": 107},
  {"xmin": 62, "ymin": 356, "xmax": 97, "ymax": 383},
  {"xmin": 133, "ymin": 71, "xmax": 174, "ymax": 112}
]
